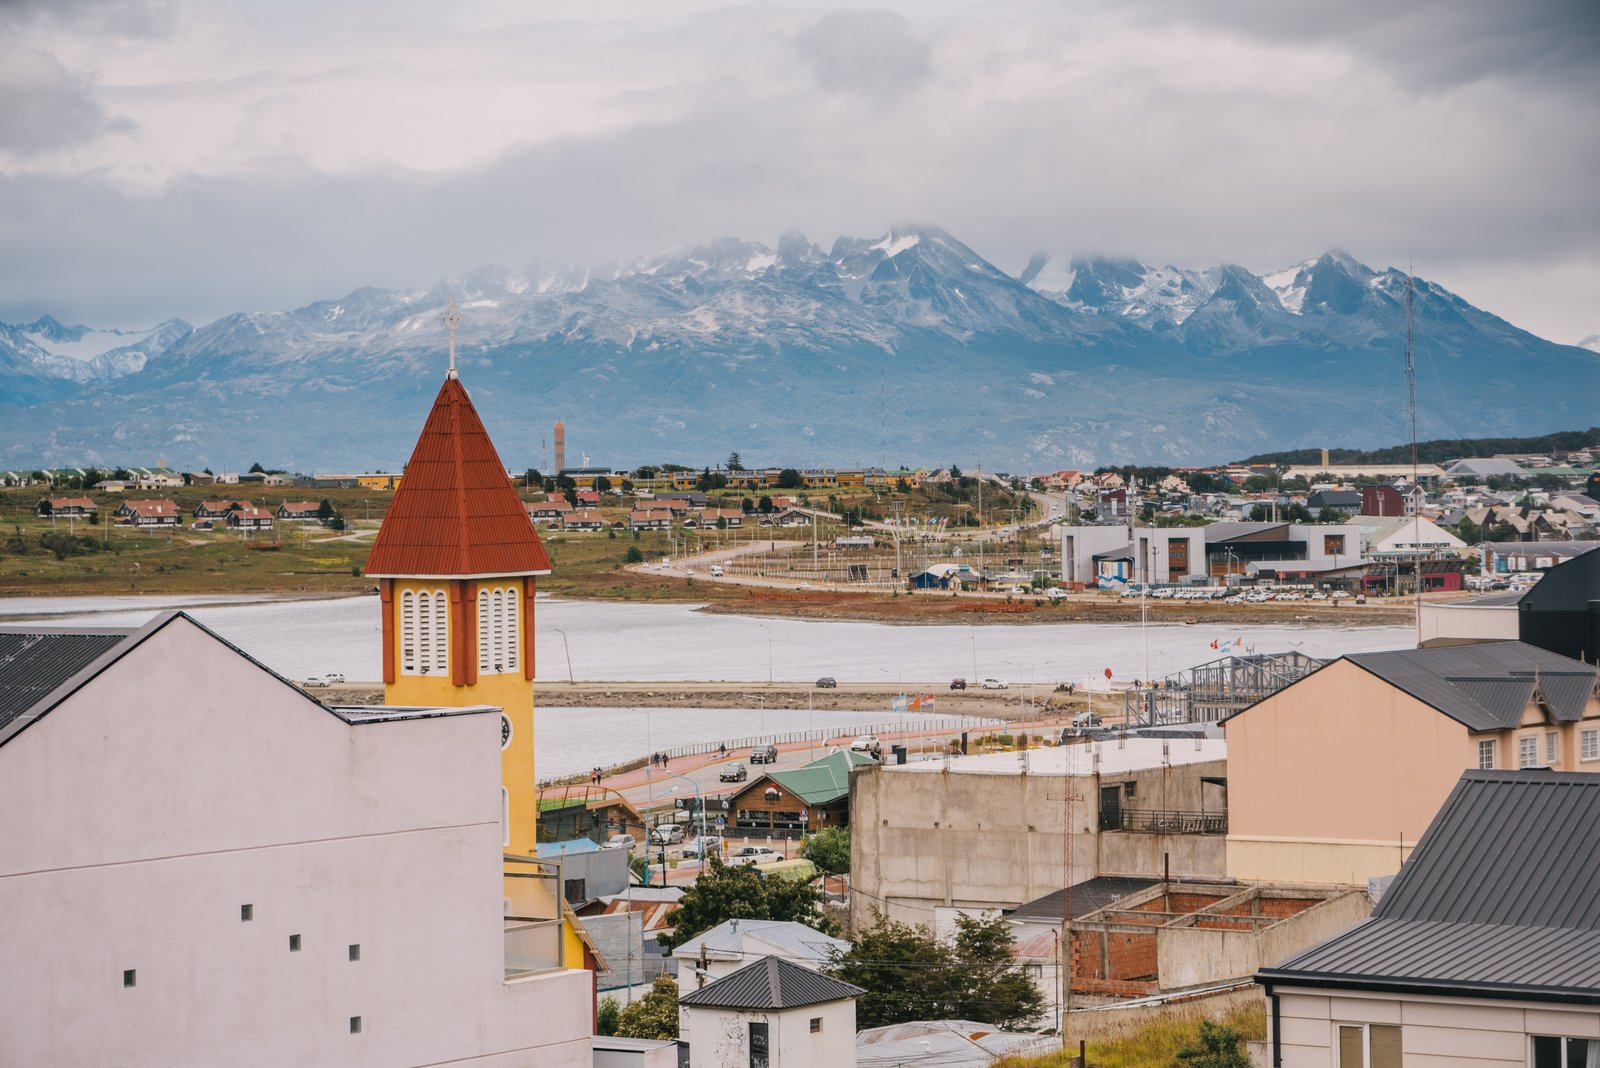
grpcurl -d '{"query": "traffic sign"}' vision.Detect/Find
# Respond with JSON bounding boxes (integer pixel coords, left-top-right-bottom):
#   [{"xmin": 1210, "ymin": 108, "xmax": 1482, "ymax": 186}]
[
  {"xmin": 800, "ymin": 808, "xmax": 809, "ymax": 820},
  {"xmin": 715, "ymin": 817, "xmax": 726, "ymax": 829}
]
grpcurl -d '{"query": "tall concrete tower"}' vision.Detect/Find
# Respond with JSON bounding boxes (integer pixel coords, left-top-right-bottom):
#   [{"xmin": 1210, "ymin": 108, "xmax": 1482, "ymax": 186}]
[{"xmin": 553, "ymin": 420, "xmax": 566, "ymax": 474}]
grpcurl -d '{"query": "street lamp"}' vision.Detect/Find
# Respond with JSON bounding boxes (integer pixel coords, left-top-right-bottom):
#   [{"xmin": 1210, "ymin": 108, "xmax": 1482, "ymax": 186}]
[
  {"xmin": 552, "ymin": 628, "xmax": 575, "ymax": 684},
  {"xmin": 659, "ymin": 768, "xmax": 708, "ymax": 871},
  {"xmin": 756, "ymin": 622, "xmax": 773, "ymax": 686}
]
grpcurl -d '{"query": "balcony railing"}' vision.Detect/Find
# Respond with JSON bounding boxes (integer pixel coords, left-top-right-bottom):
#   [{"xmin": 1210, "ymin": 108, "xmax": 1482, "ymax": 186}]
[
  {"xmin": 1101, "ymin": 808, "xmax": 1227, "ymax": 835},
  {"xmin": 504, "ymin": 917, "xmax": 564, "ymax": 978}
]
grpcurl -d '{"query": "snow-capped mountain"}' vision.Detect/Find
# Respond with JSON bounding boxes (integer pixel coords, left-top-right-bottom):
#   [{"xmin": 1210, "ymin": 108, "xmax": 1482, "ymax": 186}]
[
  {"xmin": 2, "ymin": 228, "xmax": 1594, "ymax": 470},
  {"xmin": 1579, "ymin": 334, "xmax": 1600, "ymax": 353}
]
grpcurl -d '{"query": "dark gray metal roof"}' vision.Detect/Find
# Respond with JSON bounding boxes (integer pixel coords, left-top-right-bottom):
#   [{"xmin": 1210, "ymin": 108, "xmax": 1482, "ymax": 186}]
[
  {"xmin": 0, "ymin": 629, "xmax": 132, "ymax": 738},
  {"xmin": 1261, "ymin": 770, "xmax": 1600, "ymax": 1003},
  {"xmin": 1344, "ymin": 642, "xmax": 1595, "ymax": 732},
  {"xmin": 1204, "ymin": 521, "xmax": 1284, "ymax": 544},
  {"xmin": 678, "ymin": 955, "xmax": 864, "ymax": 1011},
  {"xmin": 1007, "ymin": 877, "xmax": 1158, "ymax": 924}
]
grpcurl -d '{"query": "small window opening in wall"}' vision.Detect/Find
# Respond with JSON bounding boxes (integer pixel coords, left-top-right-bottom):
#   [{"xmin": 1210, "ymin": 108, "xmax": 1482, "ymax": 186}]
[
  {"xmin": 241, "ymin": 904, "xmax": 253, "ymax": 922},
  {"xmin": 289, "ymin": 934, "xmax": 302, "ymax": 952},
  {"xmin": 349, "ymin": 944, "xmax": 361, "ymax": 962},
  {"xmin": 123, "ymin": 969, "xmax": 137, "ymax": 988},
  {"xmin": 810, "ymin": 1017, "xmax": 822, "ymax": 1033},
  {"xmin": 349, "ymin": 1016, "xmax": 362, "ymax": 1035}
]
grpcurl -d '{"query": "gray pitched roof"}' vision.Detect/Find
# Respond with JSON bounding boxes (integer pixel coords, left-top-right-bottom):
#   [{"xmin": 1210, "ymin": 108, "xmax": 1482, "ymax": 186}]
[
  {"xmin": 678, "ymin": 955, "xmax": 864, "ymax": 1011},
  {"xmin": 1261, "ymin": 770, "xmax": 1600, "ymax": 1003},
  {"xmin": 0, "ymin": 628, "xmax": 133, "ymax": 744},
  {"xmin": 1343, "ymin": 642, "xmax": 1595, "ymax": 732},
  {"xmin": 670, "ymin": 919, "xmax": 851, "ymax": 963}
]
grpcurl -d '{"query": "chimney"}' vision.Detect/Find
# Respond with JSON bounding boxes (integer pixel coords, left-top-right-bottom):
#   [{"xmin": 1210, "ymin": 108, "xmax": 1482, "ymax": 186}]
[
  {"xmin": 1321, "ymin": 447, "xmax": 1330, "ymax": 467},
  {"xmin": 553, "ymin": 421, "xmax": 566, "ymax": 474}
]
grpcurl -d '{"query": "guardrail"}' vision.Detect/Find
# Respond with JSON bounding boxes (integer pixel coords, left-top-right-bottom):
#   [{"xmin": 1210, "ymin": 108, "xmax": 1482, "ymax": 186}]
[
  {"xmin": 536, "ymin": 716, "xmax": 1004, "ymax": 789},
  {"xmin": 1100, "ymin": 808, "xmax": 1227, "ymax": 835}
]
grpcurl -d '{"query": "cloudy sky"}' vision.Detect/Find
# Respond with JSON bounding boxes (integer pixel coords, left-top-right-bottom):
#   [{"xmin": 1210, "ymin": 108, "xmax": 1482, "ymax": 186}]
[{"xmin": 2, "ymin": 0, "xmax": 1596, "ymax": 342}]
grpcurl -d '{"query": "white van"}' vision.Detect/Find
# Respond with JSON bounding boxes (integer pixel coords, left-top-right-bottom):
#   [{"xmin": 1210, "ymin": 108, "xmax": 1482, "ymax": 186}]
[{"xmin": 709, "ymin": 565, "xmax": 725, "ymax": 577}]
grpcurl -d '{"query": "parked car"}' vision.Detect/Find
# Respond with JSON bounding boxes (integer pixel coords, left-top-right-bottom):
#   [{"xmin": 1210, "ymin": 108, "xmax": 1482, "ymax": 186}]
[
  {"xmin": 750, "ymin": 744, "xmax": 778, "ymax": 764},
  {"xmin": 303, "ymin": 676, "xmax": 330, "ymax": 687},
  {"xmin": 981, "ymin": 678, "xmax": 1009, "ymax": 690},
  {"xmin": 949, "ymin": 677, "xmax": 967, "ymax": 690},
  {"xmin": 600, "ymin": 833, "xmax": 636, "ymax": 851},
  {"xmin": 850, "ymin": 735, "xmax": 880, "ymax": 752},
  {"xmin": 709, "ymin": 565, "xmax": 724, "ymax": 577},
  {"xmin": 730, "ymin": 846, "xmax": 777, "ymax": 865},
  {"xmin": 682, "ymin": 835, "xmax": 723, "ymax": 859},
  {"xmin": 649, "ymin": 824, "xmax": 685, "ymax": 846},
  {"xmin": 1072, "ymin": 711, "xmax": 1103, "ymax": 728},
  {"xmin": 815, "ymin": 676, "xmax": 837, "ymax": 689},
  {"xmin": 1046, "ymin": 587, "xmax": 1067, "ymax": 602},
  {"xmin": 719, "ymin": 762, "xmax": 749, "ymax": 782}
]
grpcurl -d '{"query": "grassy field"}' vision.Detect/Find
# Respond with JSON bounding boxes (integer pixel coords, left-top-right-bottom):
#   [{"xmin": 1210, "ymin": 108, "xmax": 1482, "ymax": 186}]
[{"xmin": 995, "ymin": 1002, "xmax": 1267, "ymax": 1067}]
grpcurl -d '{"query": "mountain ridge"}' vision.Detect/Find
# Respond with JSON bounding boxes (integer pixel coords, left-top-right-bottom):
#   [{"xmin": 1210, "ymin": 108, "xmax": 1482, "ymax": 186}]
[{"xmin": 2, "ymin": 225, "xmax": 1594, "ymax": 471}]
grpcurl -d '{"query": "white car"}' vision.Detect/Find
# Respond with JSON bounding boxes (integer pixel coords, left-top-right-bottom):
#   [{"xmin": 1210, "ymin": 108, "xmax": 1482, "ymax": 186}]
[
  {"xmin": 729, "ymin": 846, "xmax": 777, "ymax": 865},
  {"xmin": 682, "ymin": 836, "xmax": 723, "ymax": 859},
  {"xmin": 600, "ymin": 834, "xmax": 636, "ymax": 851},
  {"xmin": 850, "ymin": 735, "xmax": 880, "ymax": 752},
  {"xmin": 981, "ymin": 678, "xmax": 1009, "ymax": 690}
]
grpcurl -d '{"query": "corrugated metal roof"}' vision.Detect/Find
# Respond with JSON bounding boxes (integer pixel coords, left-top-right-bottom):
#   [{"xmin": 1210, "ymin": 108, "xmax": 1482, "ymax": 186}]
[
  {"xmin": 670, "ymin": 919, "xmax": 851, "ymax": 963},
  {"xmin": 1007, "ymin": 876, "xmax": 1159, "ymax": 924},
  {"xmin": 1343, "ymin": 642, "xmax": 1595, "ymax": 732},
  {"xmin": 757, "ymin": 750, "xmax": 870, "ymax": 806},
  {"xmin": 678, "ymin": 955, "xmax": 864, "ymax": 1010},
  {"xmin": 365, "ymin": 375, "xmax": 552, "ymax": 578},
  {"xmin": 1261, "ymin": 770, "xmax": 1600, "ymax": 1002},
  {"xmin": 0, "ymin": 630, "xmax": 129, "ymax": 735}
]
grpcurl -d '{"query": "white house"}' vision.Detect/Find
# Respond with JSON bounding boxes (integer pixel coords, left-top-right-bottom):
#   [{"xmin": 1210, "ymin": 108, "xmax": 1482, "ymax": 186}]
[
  {"xmin": 672, "ymin": 919, "xmax": 851, "ymax": 983},
  {"xmin": 1357, "ymin": 515, "xmax": 1467, "ymax": 559},
  {"xmin": 0, "ymin": 611, "xmax": 592, "ymax": 1067},
  {"xmin": 679, "ymin": 956, "xmax": 863, "ymax": 1068}
]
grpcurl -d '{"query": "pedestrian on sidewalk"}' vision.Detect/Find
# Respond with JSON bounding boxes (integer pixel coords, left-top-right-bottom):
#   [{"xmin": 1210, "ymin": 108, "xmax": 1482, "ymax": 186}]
[{"xmin": 718, "ymin": 743, "xmax": 726, "ymax": 759}]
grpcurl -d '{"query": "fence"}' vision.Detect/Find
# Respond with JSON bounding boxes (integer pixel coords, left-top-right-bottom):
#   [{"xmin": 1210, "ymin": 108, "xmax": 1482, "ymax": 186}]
[{"xmin": 1099, "ymin": 807, "xmax": 1227, "ymax": 836}]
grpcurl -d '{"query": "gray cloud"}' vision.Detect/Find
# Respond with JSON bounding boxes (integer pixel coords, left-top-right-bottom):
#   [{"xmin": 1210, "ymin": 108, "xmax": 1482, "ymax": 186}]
[
  {"xmin": 792, "ymin": 9, "xmax": 932, "ymax": 97},
  {"xmin": 0, "ymin": 47, "xmax": 133, "ymax": 154},
  {"xmin": 0, "ymin": 0, "xmax": 176, "ymax": 37}
]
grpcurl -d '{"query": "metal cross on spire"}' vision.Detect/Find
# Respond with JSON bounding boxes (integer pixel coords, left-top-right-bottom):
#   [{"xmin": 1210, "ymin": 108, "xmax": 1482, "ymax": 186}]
[{"xmin": 443, "ymin": 296, "xmax": 462, "ymax": 378}]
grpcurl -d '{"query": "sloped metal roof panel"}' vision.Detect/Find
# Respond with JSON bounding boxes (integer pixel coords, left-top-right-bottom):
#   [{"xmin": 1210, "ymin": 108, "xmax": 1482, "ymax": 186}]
[{"xmin": 678, "ymin": 955, "xmax": 865, "ymax": 1010}]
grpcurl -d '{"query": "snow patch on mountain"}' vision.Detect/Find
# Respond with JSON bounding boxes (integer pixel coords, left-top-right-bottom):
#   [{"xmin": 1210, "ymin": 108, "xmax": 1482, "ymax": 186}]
[{"xmin": 1579, "ymin": 334, "xmax": 1600, "ymax": 353}]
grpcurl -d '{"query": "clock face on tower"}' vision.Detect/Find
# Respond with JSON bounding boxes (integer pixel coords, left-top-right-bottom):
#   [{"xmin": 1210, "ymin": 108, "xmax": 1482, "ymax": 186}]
[{"xmin": 501, "ymin": 714, "xmax": 513, "ymax": 750}]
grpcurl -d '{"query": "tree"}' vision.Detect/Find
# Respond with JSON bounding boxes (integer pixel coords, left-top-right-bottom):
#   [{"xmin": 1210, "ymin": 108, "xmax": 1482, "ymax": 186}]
[
  {"xmin": 249, "ymin": 462, "xmax": 266, "ymax": 474},
  {"xmin": 827, "ymin": 912, "xmax": 1044, "ymax": 1031},
  {"xmin": 895, "ymin": 477, "xmax": 910, "ymax": 494},
  {"xmin": 740, "ymin": 497, "xmax": 755, "ymax": 514},
  {"xmin": 594, "ymin": 475, "xmax": 613, "ymax": 494},
  {"xmin": 317, "ymin": 498, "xmax": 335, "ymax": 520},
  {"xmin": 524, "ymin": 468, "xmax": 544, "ymax": 486},
  {"xmin": 656, "ymin": 858, "xmax": 835, "ymax": 951},
  {"xmin": 563, "ymin": 488, "xmax": 580, "ymax": 509},
  {"xmin": 1317, "ymin": 508, "xmax": 1350, "ymax": 524},
  {"xmin": 36, "ymin": 499, "xmax": 51, "ymax": 517},
  {"xmin": 1453, "ymin": 515, "xmax": 1481, "ymax": 545},
  {"xmin": 776, "ymin": 468, "xmax": 803, "ymax": 490},
  {"xmin": 1176, "ymin": 1020, "xmax": 1252, "ymax": 1068},
  {"xmin": 948, "ymin": 464, "xmax": 963, "ymax": 479},
  {"xmin": 625, "ymin": 545, "xmax": 644, "ymax": 564},
  {"xmin": 615, "ymin": 976, "xmax": 679, "ymax": 1040},
  {"xmin": 727, "ymin": 452, "xmax": 744, "ymax": 471},
  {"xmin": 800, "ymin": 826, "xmax": 849, "ymax": 874},
  {"xmin": 596, "ymin": 995, "xmax": 621, "ymax": 1037}
]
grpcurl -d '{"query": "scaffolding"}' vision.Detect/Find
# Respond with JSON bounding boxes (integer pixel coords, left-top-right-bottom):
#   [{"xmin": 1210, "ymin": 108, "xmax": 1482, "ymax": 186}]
[{"xmin": 1122, "ymin": 651, "xmax": 1326, "ymax": 725}]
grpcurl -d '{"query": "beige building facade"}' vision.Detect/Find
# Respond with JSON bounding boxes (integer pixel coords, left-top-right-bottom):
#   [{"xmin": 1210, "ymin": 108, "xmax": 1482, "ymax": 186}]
[{"xmin": 1225, "ymin": 642, "xmax": 1600, "ymax": 885}]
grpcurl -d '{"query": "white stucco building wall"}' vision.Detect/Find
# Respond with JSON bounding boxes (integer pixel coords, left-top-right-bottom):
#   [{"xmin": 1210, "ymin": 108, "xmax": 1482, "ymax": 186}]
[
  {"xmin": 680, "ymin": 999, "xmax": 857, "ymax": 1068},
  {"xmin": 0, "ymin": 614, "xmax": 592, "ymax": 1067}
]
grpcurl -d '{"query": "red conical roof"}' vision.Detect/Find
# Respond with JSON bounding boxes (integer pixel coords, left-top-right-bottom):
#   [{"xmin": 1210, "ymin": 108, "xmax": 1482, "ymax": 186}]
[{"xmin": 365, "ymin": 375, "xmax": 551, "ymax": 578}]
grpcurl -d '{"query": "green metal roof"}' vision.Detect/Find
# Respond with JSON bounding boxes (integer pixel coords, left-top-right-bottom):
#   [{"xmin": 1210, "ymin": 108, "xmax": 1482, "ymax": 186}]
[{"xmin": 762, "ymin": 750, "xmax": 872, "ymax": 806}]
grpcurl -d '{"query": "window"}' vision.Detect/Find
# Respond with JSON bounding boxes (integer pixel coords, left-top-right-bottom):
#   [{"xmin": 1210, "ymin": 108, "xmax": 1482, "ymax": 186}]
[
  {"xmin": 1531, "ymin": 1036, "xmax": 1599, "ymax": 1068},
  {"xmin": 809, "ymin": 1017, "xmax": 822, "ymax": 1033},
  {"xmin": 349, "ymin": 1017, "xmax": 362, "ymax": 1035},
  {"xmin": 1324, "ymin": 534, "xmax": 1346, "ymax": 556},
  {"xmin": 348, "ymin": 944, "xmax": 360, "ymax": 962},
  {"xmin": 748, "ymin": 1022, "xmax": 769, "ymax": 1068},
  {"xmin": 476, "ymin": 586, "xmax": 520, "ymax": 674},
  {"xmin": 1337, "ymin": 1023, "xmax": 1400, "ymax": 1067},
  {"xmin": 289, "ymin": 934, "xmax": 301, "ymax": 952},
  {"xmin": 1520, "ymin": 735, "xmax": 1540, "ymax": 768},
  {"xmin": 1478, "ymin": 739, "xmax": 1497, "ymax": 769},
  {"xmin": 1546, "ymin": 732, "xmax": 1560, "ymax": 765},
  {"xmin": 400, "ymin": 588, "xmax": 448, "ymax": 675},
  {"xmin": 1582, "ymin": 729, "xmax": 1598, "ymax": 762},
  {"xmin": 240, "ymin": 904, "xmax": 253, "ymax": 922},
  {"xmin": 123, "ymin": 969, "xmax": 137, "ymax": 988}
]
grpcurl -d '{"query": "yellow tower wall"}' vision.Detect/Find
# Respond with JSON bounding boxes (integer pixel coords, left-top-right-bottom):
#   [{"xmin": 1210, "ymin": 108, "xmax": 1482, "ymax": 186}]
[{"xmin": 382, "ymin": 576, "xmax": 540, "ymax": 858}]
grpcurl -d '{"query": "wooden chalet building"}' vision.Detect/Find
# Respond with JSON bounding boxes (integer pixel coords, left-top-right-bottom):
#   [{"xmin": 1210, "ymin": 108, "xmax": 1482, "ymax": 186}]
[
  {"xmin": 275, "ymin": 501, "xmax": 322, "ymax": 521},
  {"xmin": 629, "ymin": 509, "xmax": 673, "ymax": 531},
  {"xmin": 40, "ymin": 497, "xmax": 96, "ymax": 518},
  {"xmin": 525, "ymin": 499, "xmax": 573, "ymax": 523},
  {"xmin": 562, "ymin": 510, "xmax": 606, "ymax": 532},
  {"xmin": 114, "ymin": 499, "xmax": 180, "ymax": 527},
  {"xmin": 725, "ymin": 751, "xmax": 873, "ymax": 838},
  {"xmin": 193, "ymin": 499, "xmax": 247, "ymax": 519},
  {"xmin": 226, "ymin": 505, "xmax": 275, "ymax": 531}
]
